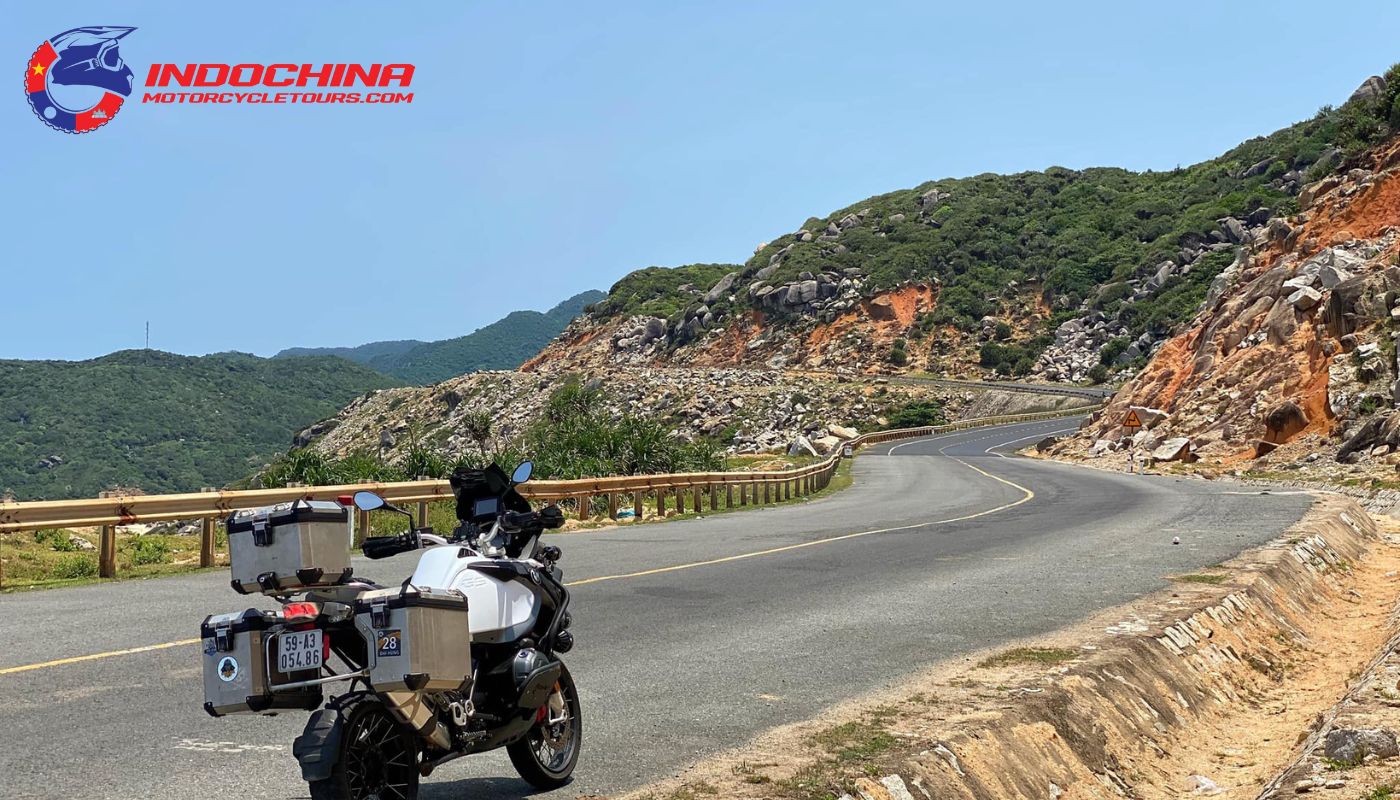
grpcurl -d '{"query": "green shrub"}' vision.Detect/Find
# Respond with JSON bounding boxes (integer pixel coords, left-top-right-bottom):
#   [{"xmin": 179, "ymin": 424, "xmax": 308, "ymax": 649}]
[
  {"xmin": 884, "ymin": 400, "xmax": 946, "ymax": 429},
  {"xmin": 126, "ymin": 536, "xmax": 173, "ymax": 566},
  {"xmin": 1099, "ymin": 337, "xmax": 1131, "ymax": 366},
  {"xmin": 34, "ymin": 529, "xmax": 80, "ymax": 552},
  {"xmin": 1087, "ymin": 364, "xmax": 1110, "ymax": 384},
  {"xmin": 52, "ymin": 555, "xmax": 97, "ymax": 579},
  {"xmin": 887, "ymin": 339, "xmax": 908, "ymax": 366}
]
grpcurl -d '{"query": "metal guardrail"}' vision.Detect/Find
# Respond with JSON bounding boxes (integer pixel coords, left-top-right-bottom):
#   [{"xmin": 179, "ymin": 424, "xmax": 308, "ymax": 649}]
[
  {"xmin": 890, "ymin": 375, "xmax": 1114, "ymax": 399},
  {"xmin": 0, "ymin": 403, "xmax": 1098, "ymax": 580}
]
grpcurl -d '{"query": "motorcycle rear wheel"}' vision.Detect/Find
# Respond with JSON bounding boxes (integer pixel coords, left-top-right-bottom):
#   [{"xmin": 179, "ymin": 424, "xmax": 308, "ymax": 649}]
[
  {"xmin": 507, "ymin": 664, "xmax": 582, "ymax": 789},
  {"xmin": 309, "ymin": 695, "xmax": 420, "ymax": 800}
]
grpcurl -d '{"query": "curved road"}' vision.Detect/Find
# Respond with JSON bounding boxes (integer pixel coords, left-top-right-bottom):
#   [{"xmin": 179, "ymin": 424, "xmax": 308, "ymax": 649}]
[{"xmin": 0, "ymin": 418, "xmax": 1310, "ymax": 799}]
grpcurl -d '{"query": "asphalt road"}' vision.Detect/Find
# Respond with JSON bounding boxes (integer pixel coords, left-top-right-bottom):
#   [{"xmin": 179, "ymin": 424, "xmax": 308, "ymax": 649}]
[{"xmin": 0, "ymin": 418, "xmax": 1311, "ymax": 799}]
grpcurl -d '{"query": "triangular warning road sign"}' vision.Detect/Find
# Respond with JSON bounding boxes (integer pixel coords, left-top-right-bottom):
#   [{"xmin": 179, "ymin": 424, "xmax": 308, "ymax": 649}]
[{"xmin": 1123, "ymin": 409, "xmax": 1143, "ymax": 428}]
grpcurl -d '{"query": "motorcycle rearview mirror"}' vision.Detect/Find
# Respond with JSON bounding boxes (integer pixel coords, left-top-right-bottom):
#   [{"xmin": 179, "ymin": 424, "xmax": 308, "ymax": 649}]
[
  {"xmin": 511, "ymin": 460, "xmax": 534, "ymax": 485},
  {"xmin": 352, "ymin": 491, "xmax": 387, "ymax": 512}
]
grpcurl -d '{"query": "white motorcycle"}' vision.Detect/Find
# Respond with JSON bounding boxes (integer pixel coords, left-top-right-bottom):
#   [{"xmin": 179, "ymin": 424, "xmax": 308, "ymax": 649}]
[{"xmin": 200, "ymin": 461, "xmax": 580, "ymax": 800}]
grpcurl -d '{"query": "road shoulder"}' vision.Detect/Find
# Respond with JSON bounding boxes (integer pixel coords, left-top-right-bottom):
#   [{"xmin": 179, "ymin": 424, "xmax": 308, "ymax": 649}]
[{"xmin": 622, "ymin": 495, "xmax": 1400, "ymax": 800}]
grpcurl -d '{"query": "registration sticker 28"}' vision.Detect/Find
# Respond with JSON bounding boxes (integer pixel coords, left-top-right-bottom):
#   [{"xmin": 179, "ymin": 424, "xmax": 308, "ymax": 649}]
[{"xmin": 376, "ymin": 629, "xmax": 402, "ymax": 657}]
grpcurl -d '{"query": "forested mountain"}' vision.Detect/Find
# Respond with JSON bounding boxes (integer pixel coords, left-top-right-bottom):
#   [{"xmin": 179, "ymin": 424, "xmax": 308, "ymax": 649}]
[
  {"xmin": 277, "ymin": 290, "xmax": 604, "ymax": 384},
  {"xmin": 0, "ymin": 350, "xmax": 399, "ymax": 499}
]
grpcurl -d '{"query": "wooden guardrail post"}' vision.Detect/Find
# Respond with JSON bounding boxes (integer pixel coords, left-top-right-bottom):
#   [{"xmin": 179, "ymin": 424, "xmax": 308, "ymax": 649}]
[
  {"xmin": 633, "ymin": 492, "xmax": 643, "ymax": 520},
  {"xmin": 726, "ymin": 485, "xmax": 734, "ymax": 508},
  {"xmin": 709, "ymin": 484, "xmax": 718, "ymax": 511},
  {"xmin": 692, "ymin": 485, "xmax": 702, "ymax": 514},
  {"xmin": 99, "ymin": 524, "xmax": 116, "ymax": 578},
  {"xmin": 201, "ymin": 516, "xmax": 216, "ymax": 568},
  {"xmin": 414, "ymin": 478, "xmax": 429, "ymax": 528},
  {"xmin": 656, "ymin": 489, "xmax": 666, "ymax": 517},
  {"xmin": 676, "ymin": 488, "xmax": 685, "ymax": 515},
  {"xmin": 198, "ymin": 486, "xmax": 218, "ymax": 568},
  {"xmin": 578, "ymin": 495, "xmax": 591, "ymax": 521},
  {"xmin": 607, "ymin": 493, "xmax": 618, "ymax": 520}
]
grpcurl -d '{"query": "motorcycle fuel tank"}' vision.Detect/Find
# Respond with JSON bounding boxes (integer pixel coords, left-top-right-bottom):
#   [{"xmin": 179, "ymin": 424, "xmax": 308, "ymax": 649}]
[{"xmin": 410, "ymin": 546, "xmax": 539, "ymax": 643}]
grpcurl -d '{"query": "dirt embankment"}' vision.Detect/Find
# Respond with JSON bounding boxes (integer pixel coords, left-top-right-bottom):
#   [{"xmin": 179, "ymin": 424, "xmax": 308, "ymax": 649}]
[{"xmin": 625, "ymin": 496, "xmax": 1400, "ymax": 800}]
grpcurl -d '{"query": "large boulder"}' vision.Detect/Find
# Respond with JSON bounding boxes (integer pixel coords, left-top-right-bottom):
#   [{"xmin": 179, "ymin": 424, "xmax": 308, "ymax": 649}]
[
  {"xmin": 1288, "ymin": 286, "xmax": 1323, "ymax": 311},
  {"xmin": 868, "ymin": 295, "xmax": 898, "ymax": 321},
  {"xmin": 1263, "ymin": 399, "xmax": 1309, "ymax": 444},
  {"xmin": 702, "ymin": 271, "xmax": 738, "ymax": 305},
  {"xmin": 828, "ymin": 424, "xmax": 859, "ymax": 440},
  {"xmin": 1152, "ymin": 437, "xmax": 1196, "ymax": 463},
  {"xmin": 1348, "ymin": 75, "xmax": 1388, "ymax": 105},
  {"xmin": 1218, "ymin": 217, "xmax": 1247, "ymax": 244},
  {"xmin": 791, "ymin": 279, "xmax": 820, "ymax": 305}
]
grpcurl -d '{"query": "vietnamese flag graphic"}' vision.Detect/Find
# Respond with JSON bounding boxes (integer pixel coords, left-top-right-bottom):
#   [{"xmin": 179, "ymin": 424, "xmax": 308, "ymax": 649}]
[{"xmin": 26, "ymin": 41, "xmax": 56, "ymax": 94}]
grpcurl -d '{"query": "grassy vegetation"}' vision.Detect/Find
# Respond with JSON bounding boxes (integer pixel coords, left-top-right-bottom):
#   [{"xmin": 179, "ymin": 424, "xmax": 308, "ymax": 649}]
[
  {"xmin": 977, "ymin": 646, "xmax": 1079, "ymax": 669},
  {"xmin": 0, "ymin": 350, "xmax": 399, "ymax": 500},
  {"xmin": 279, "ymin": 291, "xmax": 604, "ymax": 385},
  {"xmin": 0, "ymin": 529, "xmax": 215, "ymax": 591}
]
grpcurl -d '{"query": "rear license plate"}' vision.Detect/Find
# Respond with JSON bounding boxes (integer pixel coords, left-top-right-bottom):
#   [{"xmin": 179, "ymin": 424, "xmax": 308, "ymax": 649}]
[{"xmin": 276, "ymin": 629, "xmax": 323, "ymax": 674}]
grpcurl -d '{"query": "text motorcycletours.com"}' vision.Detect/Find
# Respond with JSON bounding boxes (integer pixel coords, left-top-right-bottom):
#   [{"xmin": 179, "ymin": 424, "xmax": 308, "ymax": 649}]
[{"xmin": 141, "ymin": 63, "xmax": 415, "ymax": 104}]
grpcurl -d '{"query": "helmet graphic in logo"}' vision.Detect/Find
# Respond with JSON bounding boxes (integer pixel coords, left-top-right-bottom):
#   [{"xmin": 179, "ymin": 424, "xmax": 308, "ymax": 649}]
[{"xmin": 25, "ymin": 26, "xmax": 136, "ymax": 134}]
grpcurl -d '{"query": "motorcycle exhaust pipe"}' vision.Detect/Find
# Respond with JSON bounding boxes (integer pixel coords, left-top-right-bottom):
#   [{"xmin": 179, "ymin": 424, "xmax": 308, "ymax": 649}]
[{"xmin": 380, "ymin": 690, "xmax": 452, "ymax": 752}]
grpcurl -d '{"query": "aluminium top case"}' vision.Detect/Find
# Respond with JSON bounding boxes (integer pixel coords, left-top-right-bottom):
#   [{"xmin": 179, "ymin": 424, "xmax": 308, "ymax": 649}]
[{"xmin": 226, "ymin": 499, "xmax": 351, "ymax": 595}]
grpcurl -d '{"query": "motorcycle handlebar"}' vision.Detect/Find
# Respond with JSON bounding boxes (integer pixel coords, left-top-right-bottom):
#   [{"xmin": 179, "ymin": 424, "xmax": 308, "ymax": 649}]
[
  {"xmin": 502, "ymin": 507, "xmax": 565, "ymax": 531},
  {"xmin": 361, "ymin": 531, "xmax": 418, "ymax": 559}
]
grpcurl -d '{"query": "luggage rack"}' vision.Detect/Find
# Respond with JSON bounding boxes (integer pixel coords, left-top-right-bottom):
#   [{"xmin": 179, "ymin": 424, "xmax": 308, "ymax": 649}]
[{"xmin": 262, "ymin": 634, "xmax": 369, "ymax": 694}]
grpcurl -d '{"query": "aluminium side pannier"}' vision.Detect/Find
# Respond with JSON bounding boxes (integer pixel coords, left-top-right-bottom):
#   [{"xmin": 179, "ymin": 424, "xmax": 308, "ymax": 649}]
[
  {"xmin": 200, "ymin": 608, "xmax": 322, "ymax": 716},
  {"xmin": 353, "ymin": 584, "xmax": 472, "ymax": 693}
]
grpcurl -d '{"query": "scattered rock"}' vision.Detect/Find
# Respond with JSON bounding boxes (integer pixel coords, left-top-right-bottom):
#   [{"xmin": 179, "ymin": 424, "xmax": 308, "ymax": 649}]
[{"xmin": 1322, "ymin": 727, "xmax": 1399, "ymax": 764}]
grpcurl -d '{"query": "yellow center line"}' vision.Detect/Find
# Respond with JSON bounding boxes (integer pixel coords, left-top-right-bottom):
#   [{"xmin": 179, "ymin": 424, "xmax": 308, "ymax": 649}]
[
  {"xmin": 1, "ymin": 429, "xmax": 1043, "ymax": 677},
  {"xmin": 0, "ymin": 638, "xmax": 201, "ymax": 676}
]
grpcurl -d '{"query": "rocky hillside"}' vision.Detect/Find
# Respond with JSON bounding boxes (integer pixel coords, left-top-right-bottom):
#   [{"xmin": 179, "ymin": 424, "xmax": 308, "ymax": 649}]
[
  {"xmin": 299, "ymin": 368, "xmax": 1083, "ymax": 465},
  {"xmin": 525, "ymin": 86, "xmax": 1370, "ymax": 383},
  {"xmin": 1056, "ymin": 70, "xmax": 1400, "ymax": 476},
  {"xmin": 279, "ymin": 290, "xmax": 603, "ymax": 384}
]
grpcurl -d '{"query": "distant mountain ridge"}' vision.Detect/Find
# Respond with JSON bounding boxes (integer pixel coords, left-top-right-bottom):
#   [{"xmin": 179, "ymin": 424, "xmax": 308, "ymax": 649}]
[
  {"xmin": 0, "ymin": 349, "xmax": 400, "ymax": 500},
  {"xmin": 277, "ymin": 289, "xmax": 604, "ymax": 384}
]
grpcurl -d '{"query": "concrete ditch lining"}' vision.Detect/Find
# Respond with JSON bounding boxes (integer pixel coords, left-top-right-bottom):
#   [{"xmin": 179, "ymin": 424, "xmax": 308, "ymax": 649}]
[{"xmin": 857, "ymin": 495, "xmax": 1382, "ymax": 799}]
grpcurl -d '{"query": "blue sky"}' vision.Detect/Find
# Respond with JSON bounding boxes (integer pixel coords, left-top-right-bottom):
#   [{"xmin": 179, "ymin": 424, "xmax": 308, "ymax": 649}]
[{"xmin": 2, "ymin": 1, "xmax": 1397, "ymax": 361}]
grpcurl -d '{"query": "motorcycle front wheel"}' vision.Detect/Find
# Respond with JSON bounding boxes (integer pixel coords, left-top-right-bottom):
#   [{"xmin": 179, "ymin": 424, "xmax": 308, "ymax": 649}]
[
  {"xmin": 309, "ymin": 695, "xmax": 420, "ymax": 800},
  {"xmin": 507, "ymin": 663, "xmax": 582, "ymax": 789}
]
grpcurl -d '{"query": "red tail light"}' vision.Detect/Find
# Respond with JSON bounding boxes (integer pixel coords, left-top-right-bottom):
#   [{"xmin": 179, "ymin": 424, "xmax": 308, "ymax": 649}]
[{"xmin": 281, "ymin": 602, "xmax": 320, "ymax": 623}]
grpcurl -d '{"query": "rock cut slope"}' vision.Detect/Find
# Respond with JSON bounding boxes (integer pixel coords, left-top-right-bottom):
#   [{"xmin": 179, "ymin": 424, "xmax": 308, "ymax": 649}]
[{"xmin": 1060, "ymin": 121, "xmax": 1400, "ymax": 471}]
